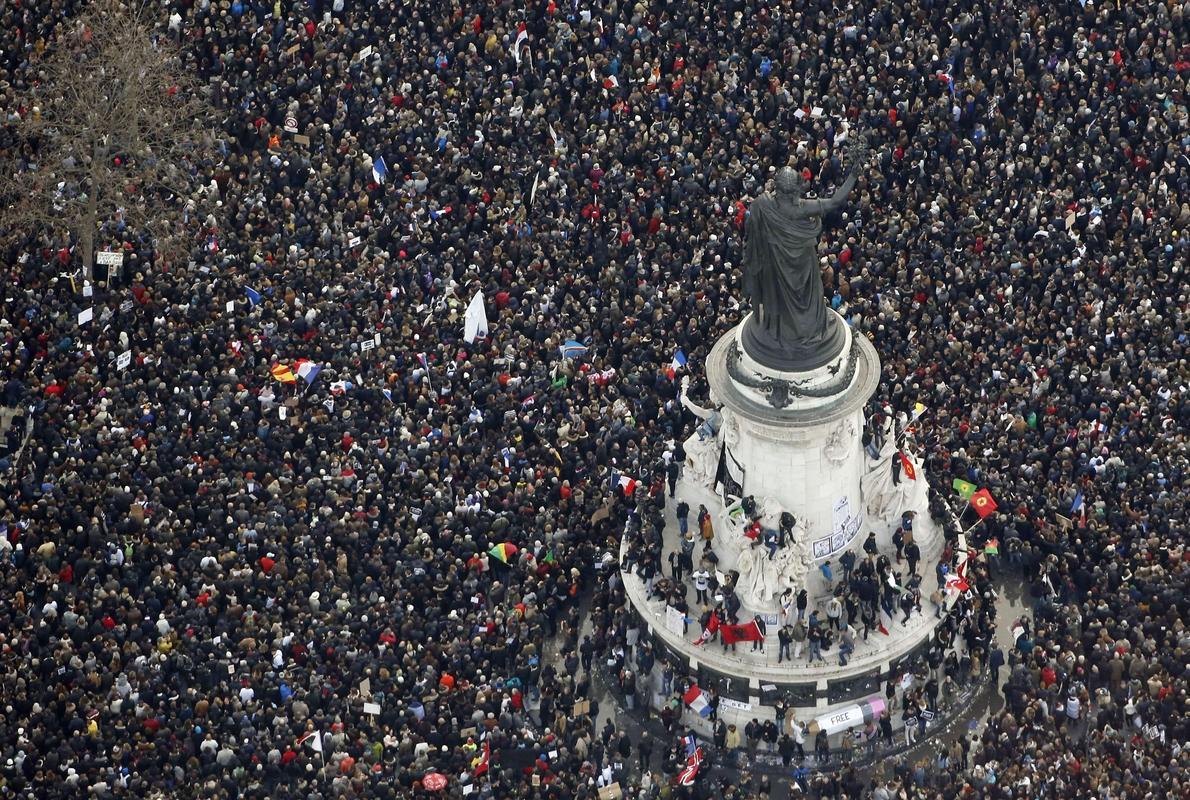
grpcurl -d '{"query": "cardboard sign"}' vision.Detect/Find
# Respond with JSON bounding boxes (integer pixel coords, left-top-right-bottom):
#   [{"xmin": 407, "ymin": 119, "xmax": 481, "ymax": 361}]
[
  {"xmin": 285, "ymin": 44, "xmax": 300, "ymax": 56},
  {"xmin": 598, "ymin": 784, "xmax": 623, "ymax": 800},
  {"xmin": 117, "ymin": 350, "xmax": 132, "ymax": 371},
  {"xmin": 573, "ymin": 699, "xmax": 591, "ymax": 717},
  {"xmin": 294, "ymin": 134, "xmax": 310, "ymax": 146}
]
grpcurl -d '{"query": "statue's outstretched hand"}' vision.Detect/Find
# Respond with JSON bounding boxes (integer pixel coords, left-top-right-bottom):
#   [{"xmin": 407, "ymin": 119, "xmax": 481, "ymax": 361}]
[{"xmin": 847, "ymin": 136, "xmax": 871, "ymax": 174}]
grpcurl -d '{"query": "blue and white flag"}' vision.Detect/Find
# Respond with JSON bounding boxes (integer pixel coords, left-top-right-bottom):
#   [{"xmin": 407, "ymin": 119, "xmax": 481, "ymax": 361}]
[
  {"xmin": 559, "ymin": 340, "xmax": 589, "ymax": 359},
  {"xmin": 244, "ymin": 286, "xmax": 262, "ymax": 306},
  {"xmin": 1070, "ymin": 490, "xmax": 1084, "ymax": 514},
  {"xmin": 372, "ymin": 156, "xmax": 387, "ymax": 184}
]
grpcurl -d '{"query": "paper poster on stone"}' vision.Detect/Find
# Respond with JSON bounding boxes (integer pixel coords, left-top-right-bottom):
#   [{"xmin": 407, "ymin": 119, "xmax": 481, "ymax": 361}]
[
  {"xmin": 812, "ymin": 537, "xmax": 831, "ymax": 559},
  {"xmin": 664, "ymin": 605, "xmax": 685, "ymax": 635}
]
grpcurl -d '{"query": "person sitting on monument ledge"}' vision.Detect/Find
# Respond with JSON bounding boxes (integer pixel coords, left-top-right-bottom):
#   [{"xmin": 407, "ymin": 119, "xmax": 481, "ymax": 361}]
[{"xmin": 779, "ymin": 511, "xmax": 796, "ymax": 547}]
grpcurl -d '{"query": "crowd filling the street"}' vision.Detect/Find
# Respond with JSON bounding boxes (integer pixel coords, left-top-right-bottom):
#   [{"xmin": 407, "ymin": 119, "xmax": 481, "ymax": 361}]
[{"xmin": 0, "ymin": 0, "xmax": 1187, "ymax": 798}]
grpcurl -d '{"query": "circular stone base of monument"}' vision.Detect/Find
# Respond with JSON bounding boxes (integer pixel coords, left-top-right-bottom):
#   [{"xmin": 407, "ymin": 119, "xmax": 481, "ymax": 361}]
[{"xmin": 621, "ymin": 313, "xmax": 946, "ymax": 743}]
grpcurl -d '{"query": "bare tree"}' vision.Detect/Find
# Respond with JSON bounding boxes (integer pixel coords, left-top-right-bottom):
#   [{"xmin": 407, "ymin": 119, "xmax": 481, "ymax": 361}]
[{"xmin": 0, "ymin": 0, "xmax": 214, "ymax": 279}]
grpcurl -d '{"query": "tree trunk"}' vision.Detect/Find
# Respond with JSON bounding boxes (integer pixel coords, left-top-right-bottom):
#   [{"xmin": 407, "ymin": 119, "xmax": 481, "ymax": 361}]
[
  {"xmin": 82, "ymin": 189, "xmax": 96, "ymax": 281},
  {"xmin": 82, "ymin": 142, "xmax": 104, "ymax": 281}
]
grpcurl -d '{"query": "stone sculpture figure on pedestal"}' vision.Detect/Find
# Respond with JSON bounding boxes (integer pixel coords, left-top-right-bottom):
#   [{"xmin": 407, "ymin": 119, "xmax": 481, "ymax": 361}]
[{"xmin": 741, "ymin": 139, "xmax": 869, "ymax": 372}]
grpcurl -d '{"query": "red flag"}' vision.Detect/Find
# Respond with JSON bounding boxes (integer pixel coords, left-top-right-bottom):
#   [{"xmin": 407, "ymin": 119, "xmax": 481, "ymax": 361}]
[
  {"xmin": 970, "ymin": 488, "xmax": 998, "ymax": 519},
  {"xmin": 720, "ymin": 620, "xmax": 763, "ymax": 646},
  {"xmin": 898, "ymin": 451, "xmax": 917, "ymax": 481},
  {"xmin": 676, "ymin": 746, "xmax": 703, "ymax": 786},
  {"xmin": 691, "ymin": 614, "xmax": 719, "ymax": 646},
  {"xmin": 473, "ymin": 740, "xmax": 490, "ymax": 777}
]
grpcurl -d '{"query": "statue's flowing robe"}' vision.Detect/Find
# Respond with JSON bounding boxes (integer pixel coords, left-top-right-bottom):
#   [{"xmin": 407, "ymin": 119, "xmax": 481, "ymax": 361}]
[{"xmin": 741, "ymin": 195, "xmax": 834, "ymax": 349}]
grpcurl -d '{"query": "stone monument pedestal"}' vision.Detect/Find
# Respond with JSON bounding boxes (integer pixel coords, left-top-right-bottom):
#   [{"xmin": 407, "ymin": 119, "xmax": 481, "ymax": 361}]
[{"xmin": 622, "ymin": 310, "xmax": 945, "ymax": 734}]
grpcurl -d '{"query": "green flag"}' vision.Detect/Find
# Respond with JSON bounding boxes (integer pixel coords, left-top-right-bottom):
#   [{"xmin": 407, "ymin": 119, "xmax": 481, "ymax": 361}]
[{"xmin": 952, "ymin": 478, "xmax": 977, "ymax": 500}]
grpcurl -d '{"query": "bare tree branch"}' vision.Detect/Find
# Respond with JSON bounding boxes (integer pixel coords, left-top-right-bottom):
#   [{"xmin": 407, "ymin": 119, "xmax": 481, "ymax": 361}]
[{"xmin": 0, "ymin": 0, "xmax": 217, "ymax": 279}]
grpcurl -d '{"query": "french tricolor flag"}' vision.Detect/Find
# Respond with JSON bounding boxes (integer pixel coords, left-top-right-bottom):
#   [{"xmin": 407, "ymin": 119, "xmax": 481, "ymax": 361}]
[
  {"xmin": 666, "ymin": 349, "xmax": 687, "ymax": 380},
  {"xmin": 617, "ymin": 474, "xmax": 638, "ymax": 496},
  {"xmin": 682, "ymin": 684, "xmax": 711, "ymax": 718}
]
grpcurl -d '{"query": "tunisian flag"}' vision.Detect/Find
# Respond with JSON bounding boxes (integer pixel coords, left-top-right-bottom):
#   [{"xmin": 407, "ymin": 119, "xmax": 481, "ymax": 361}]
[
  {"xmin": 691, "ymin": 613, "xmax": 720, "ymax": 646},
  {"xmin": 720, "ymin": 620, "xmax": 764, "ymax": 646}
]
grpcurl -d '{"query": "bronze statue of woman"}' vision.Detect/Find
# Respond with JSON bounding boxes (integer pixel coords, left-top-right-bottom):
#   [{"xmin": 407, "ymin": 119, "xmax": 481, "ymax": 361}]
[{"xmin": 741, "ymin": 140, "xmax": 867, "ymax": 371}]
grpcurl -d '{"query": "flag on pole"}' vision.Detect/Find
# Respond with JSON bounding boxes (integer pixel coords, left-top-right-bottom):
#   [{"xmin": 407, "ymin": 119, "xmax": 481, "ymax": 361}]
[
  {"xmin": 952, "ymin": 478, "xmax": 977, "ymax": 500},
  {"xmin": 529, "ymin": 169, "xmax": 541, "ymax": 208},
  {"xmin": 271, "ymin": 363, "xmax": 297, "ymax": 383},
  {"xmin": 666, "ymin": 349, "xmax": 687, "ymax": 380},
  {"xmin": 898, "ymin": 451, "xmax": 917, "ymax": 481},
  {"xmin": 245, "ymin": 286, "xmax": 262, "ymax": 306},
  {"xmin": 382, "ymin": 388, "xmax": 394, "ymax": 404},
  {"xmin": 294, "ymin": 360, "xmax": 321, "ymax": 385},
  {"xmin": 682, "ymin": 685, "xmax": 711, "ymax": 718},
  {"xmin": 911, "ymin": 401, "xmax": 927, "ymax": 419},
  {"xmin": 970, "ymin": 488, "xmax": 998, "ymax": 519},
  {"xmin": 617, "ymin": 474, "xmax": 638, "ymax": 496},
  {"xmin": 330, "ymin": 380, "xmax": 354, "ymax": 395},
  {"xmin": 511, "ymin": 22, "xmax": 528, "ymax": 64},
  {"xmin": 297, "ymin": 731, "xmax": 324, "ymax": 754},
  {"xmin": 372, "ymin": 155, "xmax": 388, "ymax": 184},
  {"xmin": 1070, "ymin": 490, "xmax": 1084, "ymax": 515},
  {"xmin": 463, "ymin": 291, "xmax": 489, "ymax": 343},
  {"xmin": 984, "ymin": 537, "xmax": 1000, "ymax": 556}
]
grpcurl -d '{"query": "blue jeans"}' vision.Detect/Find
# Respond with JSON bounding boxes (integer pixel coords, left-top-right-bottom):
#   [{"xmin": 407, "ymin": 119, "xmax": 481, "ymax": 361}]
[
  {"xmin": 809, "ymin": 641, "xmax": 823, "ymax": 662},
  {"xmin": 678, "ymin": 517, "xmax": 688, "ymax": 535}
]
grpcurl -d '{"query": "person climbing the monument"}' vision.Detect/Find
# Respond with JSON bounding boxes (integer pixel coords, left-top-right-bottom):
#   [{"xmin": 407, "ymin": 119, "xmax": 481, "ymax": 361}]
[{"xmin": 764, "ymin": 527, "xmax": 780, "ymax": 560}]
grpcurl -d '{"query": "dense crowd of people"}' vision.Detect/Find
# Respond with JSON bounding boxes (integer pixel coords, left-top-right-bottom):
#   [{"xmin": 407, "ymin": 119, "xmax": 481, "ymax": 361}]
[{"xmin": 1, "ymin": 0, "xmax": 1186, "ymax": 798}]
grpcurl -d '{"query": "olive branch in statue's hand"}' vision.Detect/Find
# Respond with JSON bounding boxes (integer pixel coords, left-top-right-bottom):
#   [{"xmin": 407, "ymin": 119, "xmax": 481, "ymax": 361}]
[{"xmin": 846, "ymin": 134, "xmax": 871, "ymax": 174}]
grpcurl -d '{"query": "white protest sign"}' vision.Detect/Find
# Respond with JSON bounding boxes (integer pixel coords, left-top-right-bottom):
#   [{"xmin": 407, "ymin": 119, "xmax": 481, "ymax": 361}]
[
  {"xmin": 348, "ymin": 235, "xmax": 362, "ymax": 247},
  {"xmin": 96, "ymin": 251, "xmax": 125, "ymax": 266},
  {"xmin": 360, "ymin": 338, "xmax": 375, "ymax": 352},
  {"xmin": 117, "ymin": 350, "xmax": 132, "ymax": 371},
  {"xmin": 284, "ymin": 116, "xmax": 298, "ymax": 133},
  {"xmin": 363, "ymin": 702, "xmax": 381, "ymax": 715},
  {"xmin": 78, "ymin": 307, "xmax": 93, "ymax": 326}
]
